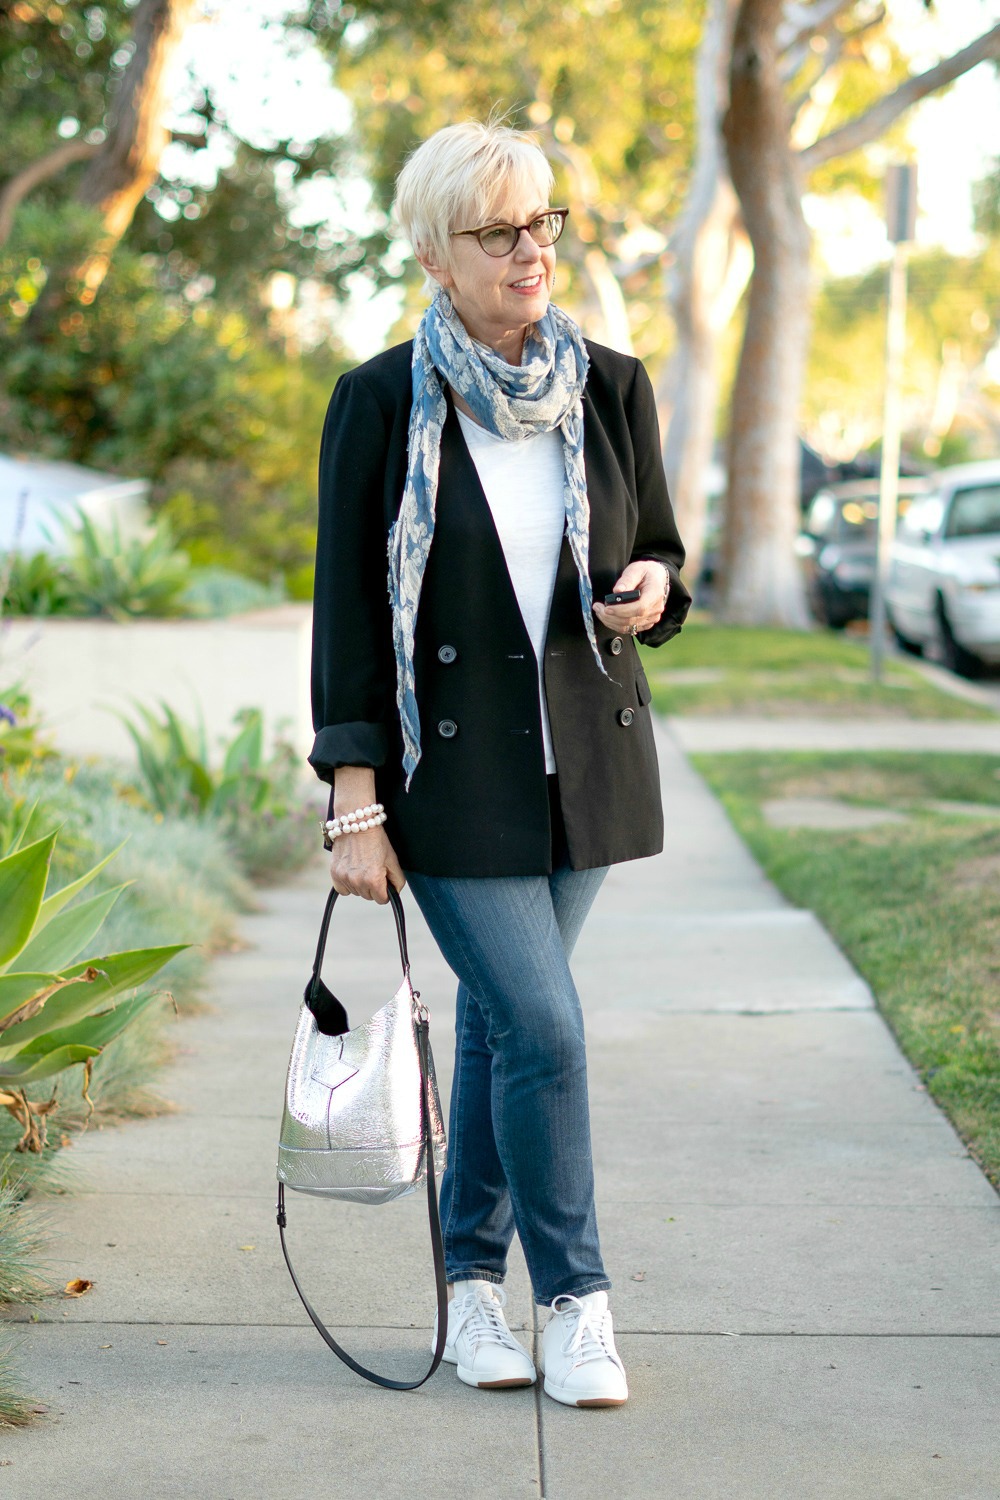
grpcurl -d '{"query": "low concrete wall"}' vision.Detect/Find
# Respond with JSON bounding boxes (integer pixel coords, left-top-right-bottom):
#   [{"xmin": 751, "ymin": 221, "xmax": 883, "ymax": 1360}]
[{"xmin": 1, "ymin": 605, "xmax": 314, "ymax": 766}]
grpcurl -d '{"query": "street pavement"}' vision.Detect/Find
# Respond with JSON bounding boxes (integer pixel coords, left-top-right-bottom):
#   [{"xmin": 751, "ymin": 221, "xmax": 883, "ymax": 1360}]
[{"xmin": 3, "ymin": 720, "xmax": 998, "ymax": 1499}]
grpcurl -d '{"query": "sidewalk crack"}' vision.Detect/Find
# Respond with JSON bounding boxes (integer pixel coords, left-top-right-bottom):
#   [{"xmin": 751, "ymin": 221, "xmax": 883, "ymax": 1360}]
[{"xmin": 532, "ymin": 1301, "xmax": 547, "ymax": 1499}]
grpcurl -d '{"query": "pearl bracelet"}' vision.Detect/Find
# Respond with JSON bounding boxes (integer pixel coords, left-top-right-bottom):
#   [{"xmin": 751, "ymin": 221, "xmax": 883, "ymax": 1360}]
[{"xmin": 322, "ymin": 802, "xmax": 387, "ymax": 841}]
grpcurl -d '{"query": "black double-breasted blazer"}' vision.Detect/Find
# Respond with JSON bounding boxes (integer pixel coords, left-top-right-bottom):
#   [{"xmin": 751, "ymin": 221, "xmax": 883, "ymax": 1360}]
[{"xmin": 308, "ymin": 336, "xmax": 691, "ymax": 876}]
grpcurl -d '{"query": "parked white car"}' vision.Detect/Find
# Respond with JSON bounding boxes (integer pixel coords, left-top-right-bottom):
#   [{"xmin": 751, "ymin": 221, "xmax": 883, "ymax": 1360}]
[{"xmin": 886, "ymin": 459, "xmax": 1000, "ymax": 675}]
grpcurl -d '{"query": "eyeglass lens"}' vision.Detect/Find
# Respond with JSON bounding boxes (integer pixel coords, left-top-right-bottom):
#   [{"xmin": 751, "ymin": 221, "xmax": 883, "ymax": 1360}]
[{"xmin": 478, "ymin": 213, "xmax": 565, "ymax": 256}]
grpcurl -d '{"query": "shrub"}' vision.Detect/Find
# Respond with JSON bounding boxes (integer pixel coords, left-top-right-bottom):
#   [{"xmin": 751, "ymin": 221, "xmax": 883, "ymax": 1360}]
[
  {"xmin": 117, "ymin": 701, "xmax": 317, "ymax": 880},
  {"xmin": 0, "ymin": 685, "xmax": 52, "ymax": 768},
  {"xmin": 0, "ymin": 826, "xmax": 186, "ymax": 1154},
  {"xmin": 60, "ymin": 507, "xmax": 191, "ymax": 620},
  {"xmin": 179, "ymin": 565, "xmax": 286, "ymax": 618},
  {"xmin": 0, "ymin": 550, "xmax": 73, "ymax": 617}
]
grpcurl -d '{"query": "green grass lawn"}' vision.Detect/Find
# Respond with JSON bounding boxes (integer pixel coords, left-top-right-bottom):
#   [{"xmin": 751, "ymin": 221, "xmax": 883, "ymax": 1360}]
[
  {"xmin": 691, "ymin": 750, "xmax": 1000, "ymax": 1187},
  {"xmin": 641, "ymin": 618, "xmax": 995, "ymax": 719}
]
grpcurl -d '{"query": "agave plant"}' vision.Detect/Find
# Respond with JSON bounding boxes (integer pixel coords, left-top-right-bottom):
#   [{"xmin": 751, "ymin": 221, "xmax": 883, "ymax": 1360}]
[
  {"xmin": 0, "ymin": 548, "xmax": 74, "ymax": 617},
  {"xmin": 0, "ymin": 821, "xmax": 185, "ymax": 1153},
  {"xmin": 116, "ymin": 701, "xmax": 288, "ymax": 819},
  {"xmin": 61, "ymin": 506, "xmax": 191, "ymax": 621}
]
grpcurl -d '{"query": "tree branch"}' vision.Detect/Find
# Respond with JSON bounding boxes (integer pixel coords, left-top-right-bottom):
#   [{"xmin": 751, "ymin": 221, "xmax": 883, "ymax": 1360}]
[
  {"xmin": 777, "ymin": 0, "xmax": 855, "ymax": 60},
  {"xmin": 787, "ymin": 29, "xmax": 846, "ymax": 114},
  {"xmin": 0, "ymin": 139, "xmax": 99, "ymax": 246},
  {"xmin": 168, "ymin": 129, "xmax": 208, "ymax": 149},
  {"xmin": 800, "ymin": 22, "xmax": 1000, "ymax": 168}
]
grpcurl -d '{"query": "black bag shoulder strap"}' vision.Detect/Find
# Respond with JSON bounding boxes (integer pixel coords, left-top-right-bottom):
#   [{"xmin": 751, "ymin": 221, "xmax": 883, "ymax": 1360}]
[{"xmin": 277, "ymin": 886, "xmax": 448, "ymax": 1390}]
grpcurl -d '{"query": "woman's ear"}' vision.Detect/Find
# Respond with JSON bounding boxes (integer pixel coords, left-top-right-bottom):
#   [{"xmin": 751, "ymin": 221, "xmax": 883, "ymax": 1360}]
[{"xmin": 417, "ymin": 245, "xmax": 454, "ymax": 291}]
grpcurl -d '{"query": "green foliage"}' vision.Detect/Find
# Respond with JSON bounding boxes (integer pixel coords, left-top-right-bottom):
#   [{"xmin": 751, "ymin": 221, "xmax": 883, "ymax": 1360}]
[
  {"xmin": 0, "ymin": 757, "xmax": 254, "ymax": 1021},
  {"xmin": 0, "ymin": 549, "xmax": 73, "ymax": 617},
  {"xmin": 112, "ymin": 700, "xmax": 318, "ymax": 879},
  {"xmin": 0, "ymin": 686, "xmax": 52, "ymax": 769},
  {"xmin": 639, "ymin": 622, "xmax": 992, "ymax": 720},
  {"xmin": 57, "ymin": 507, "xmax": 191, "ymax": 620},
  {"xmin": 0, "ymin": 1185, "xmax": 48, "ymax": 1305},
  {"xmin": 0, "ymin": 828, "xmax": 185, "ymax": 1151},
  {"xmin": 973, "ymin": 157, "xmax": 1000, "ymax": 238},
  {"xmin": 118, "ymin": 703, "xmax": 281, "ymax": 816},
  {"xmin": 0, "ymin": 1338, "xmax": 38, "ymax": 1427},
  {"xmin": 324, "ymin": 0, "xmax": 701, "ymax": 352},
  {"xmin": 179, "ymin": 566, "xmax": 286, "ymax": 618},
  {"xmin": 0, "ymin": 2, "xmax": 354, "ymax": 596},
  {"xmin": 0, "ymin": 4, "xmax": 133, "ymax": 186},
  {"xmin": 0, "ymin": 230, "xmax": 342, "ymax": 591},
  {"xmin": 153, "ymin": 343, "xmax": 339, "ymax": 592},
  {"xmin": 2, "ymin": 536, "xmax": 288, "ymax": 623},
  {"xmin": 807, "ymin": 241, "xmax": 1000, "ymax": 463}
]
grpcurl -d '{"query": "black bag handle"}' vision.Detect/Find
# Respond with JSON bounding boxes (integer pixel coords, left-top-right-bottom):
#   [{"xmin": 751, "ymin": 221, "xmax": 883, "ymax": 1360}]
[
  {"xmin": 308, "ymin": 882, "xmax": 410, "ymax": 1005},
  {"xmin": 278, "ymin": 885, "xmax": 448, "ymax": 1390}
]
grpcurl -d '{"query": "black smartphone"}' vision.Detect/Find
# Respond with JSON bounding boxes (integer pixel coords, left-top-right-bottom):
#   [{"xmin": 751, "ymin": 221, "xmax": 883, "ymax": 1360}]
[{"xmin": 603, "ymin": 588, "xmax": 641, "ymax": 606}]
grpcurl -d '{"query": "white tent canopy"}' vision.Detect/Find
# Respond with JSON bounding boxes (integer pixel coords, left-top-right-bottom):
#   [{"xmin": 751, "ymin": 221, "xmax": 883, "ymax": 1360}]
[{"xmin": 0, "ymin": 453, "xmax": 150, "ymax": 554}]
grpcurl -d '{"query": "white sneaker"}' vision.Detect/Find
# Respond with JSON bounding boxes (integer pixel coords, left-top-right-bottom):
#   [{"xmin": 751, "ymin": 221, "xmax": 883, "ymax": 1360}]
[
  {"xmin": 432, "ymin": 1280, "xmax": 536, "ymax": 1389},
  {"xmin": 541, "ymin": 1291, "xmax": 628, "ymax": 1408}
]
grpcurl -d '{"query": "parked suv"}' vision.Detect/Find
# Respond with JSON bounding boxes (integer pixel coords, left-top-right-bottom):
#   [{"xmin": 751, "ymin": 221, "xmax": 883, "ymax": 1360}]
[
  {"xmin": 886, "ymin": 460, "xmax": 1000, "ymax": 676},
  {"xmin": 797, "ymin": 478, "xmax": 930, "ymax": 628}
]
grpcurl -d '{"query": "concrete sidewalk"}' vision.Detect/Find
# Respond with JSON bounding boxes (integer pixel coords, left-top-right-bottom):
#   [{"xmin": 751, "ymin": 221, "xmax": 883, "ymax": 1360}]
[
  {"xmin": 3, "ymin": 721, "xmax": 998, "ymax": 1498},
  {"xmin": 669, "ymin": 714, "xmax": 1000, "ymax": 753}
]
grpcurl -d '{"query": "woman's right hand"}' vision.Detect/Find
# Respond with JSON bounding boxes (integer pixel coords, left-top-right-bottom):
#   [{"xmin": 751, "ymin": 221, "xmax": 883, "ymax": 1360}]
[{"xmin": 329, "ymin": 826, "xmax": 406, "ymax": 904}]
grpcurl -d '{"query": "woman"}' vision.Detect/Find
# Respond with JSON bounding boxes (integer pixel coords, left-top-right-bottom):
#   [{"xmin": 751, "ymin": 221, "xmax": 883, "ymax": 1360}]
[{"xmin": 309, "ymin": 119, "xmax": 690, "ymax": 1409}]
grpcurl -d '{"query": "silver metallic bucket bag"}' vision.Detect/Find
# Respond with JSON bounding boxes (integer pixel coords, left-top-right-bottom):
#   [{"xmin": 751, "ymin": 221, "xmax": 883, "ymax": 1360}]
[{"xmin": 275, "ymin": 884, "xmax": 448, "ymax": 1389}]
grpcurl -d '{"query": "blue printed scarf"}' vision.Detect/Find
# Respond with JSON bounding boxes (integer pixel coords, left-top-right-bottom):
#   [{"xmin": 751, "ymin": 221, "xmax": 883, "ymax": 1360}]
[{"xmin": 388, "ymin": 289, "xmax": 604, "ymax": 787}]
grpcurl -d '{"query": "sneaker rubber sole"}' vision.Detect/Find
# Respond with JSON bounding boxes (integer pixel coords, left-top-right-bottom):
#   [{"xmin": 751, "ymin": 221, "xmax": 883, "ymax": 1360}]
[
  {"xmin": 542, "ymin": 1375, "xmax": 627, "ymax": 1408},
  {"xmin": 443, "ymin": 1347, "xmax": 535, "ymax": 1390}
]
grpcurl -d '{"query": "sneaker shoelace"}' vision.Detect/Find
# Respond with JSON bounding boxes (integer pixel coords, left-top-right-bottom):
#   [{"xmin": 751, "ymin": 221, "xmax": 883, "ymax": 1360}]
[
  {"xmin": 551, "ymin": 1295, "xmax": 620, "ymax": 1369},
  {"xmin": 452, "ymin": 1286, "xmax": 522, "ymax": 1352}
]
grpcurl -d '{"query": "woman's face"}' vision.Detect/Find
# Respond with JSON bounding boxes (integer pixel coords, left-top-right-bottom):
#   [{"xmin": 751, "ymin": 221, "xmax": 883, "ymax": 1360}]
[{"xmin": 424, "ymin": 190, "xmax": 556, "ymax": 357}]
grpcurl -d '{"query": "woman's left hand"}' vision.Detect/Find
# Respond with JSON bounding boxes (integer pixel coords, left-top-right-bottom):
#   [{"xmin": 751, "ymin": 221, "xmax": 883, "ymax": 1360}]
[{"xmin": 592, "ymin": 560, "xmax": 669, "ymax": 638}]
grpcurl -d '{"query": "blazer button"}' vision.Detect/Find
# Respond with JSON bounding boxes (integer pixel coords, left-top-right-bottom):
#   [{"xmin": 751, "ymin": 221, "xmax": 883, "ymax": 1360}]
[
  {"xmin": 437, "ymin": 719, "xmax": 458, "ymax": 739},
  {"xmin": 610, "ymin": 636, "xmax": 624, "ymax": 656},
  {"xmin": 437, "ymin": 644, "xmax": 458, "ymax": 664},
  {"xmin": 617, "ymin": 708, "xmax": 634, "ymax": 727}
]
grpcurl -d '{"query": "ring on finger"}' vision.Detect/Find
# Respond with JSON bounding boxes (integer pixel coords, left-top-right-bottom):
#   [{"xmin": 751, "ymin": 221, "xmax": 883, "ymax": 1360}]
[{"xmin": 630, "ymin": 621, "xmax": 640, "ymax": 636}]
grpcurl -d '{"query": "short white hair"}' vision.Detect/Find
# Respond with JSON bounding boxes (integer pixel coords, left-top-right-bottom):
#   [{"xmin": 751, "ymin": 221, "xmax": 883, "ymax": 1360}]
[{"xmin": 393, "ymin": 119, "xmax": 555, "ymax": 273}]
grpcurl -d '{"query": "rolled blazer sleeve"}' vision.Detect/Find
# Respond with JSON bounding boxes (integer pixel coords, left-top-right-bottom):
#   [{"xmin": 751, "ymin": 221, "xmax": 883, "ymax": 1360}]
[
  {"xmin": 625, "ymin": 358, "xmax": 693, "ymax": 647},
  {"xmin": 308, "ymin": 372, "xmax": 393, "ymax": 782}
]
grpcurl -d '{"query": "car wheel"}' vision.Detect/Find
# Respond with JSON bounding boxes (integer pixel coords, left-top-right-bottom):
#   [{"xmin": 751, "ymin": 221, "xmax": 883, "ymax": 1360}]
[
  {"xmin": 887, "ymin": 608, "xmax": 923, "ymax": 656},
  {"xmin": 811, "ymin": 594, "xmax": 848, "ymax": 630},
  {"xmin": 935, "ymin": 595, "xmax": 984, "ymax": 679}
]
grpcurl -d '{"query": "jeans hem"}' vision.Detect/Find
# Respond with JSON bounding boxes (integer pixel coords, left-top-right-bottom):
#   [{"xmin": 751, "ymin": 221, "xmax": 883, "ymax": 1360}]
[
  {"xmin": 534, "ymin": 1277, "xmax": 612, "ymax": 1307},
  {"xmin": 447, "ymin": 1269, "xmax": 506, "ymax": 1287}
]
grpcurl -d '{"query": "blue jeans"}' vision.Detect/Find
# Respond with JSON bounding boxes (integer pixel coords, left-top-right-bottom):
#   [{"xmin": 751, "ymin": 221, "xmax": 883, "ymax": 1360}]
[{"xmin": 405, "ymin": 861, "xmax": 609, "ymax": 1306}]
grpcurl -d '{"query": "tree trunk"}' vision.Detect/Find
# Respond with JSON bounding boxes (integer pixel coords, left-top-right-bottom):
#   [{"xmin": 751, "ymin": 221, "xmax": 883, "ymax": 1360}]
[
  {"xmin": 660, "ymin": 181, "xmax": 750, "ymax": 587},
  {"xmin": 26, "ymin": 0, "xmax": 195, "ymax": 333},
  {"xmin": 581, "ymin": 245, "xmax": 634, "ymax": 355},
  {"xmin": 717, "ymin": 0, "xmax": 812, "ymax": 626},
  {"xmin": 658, "ymin": 0, "xmax": 746, "ymax": 589},
  {"xmin": 543, "ymin": 131, "xmax": 635, "ymax": 354}
]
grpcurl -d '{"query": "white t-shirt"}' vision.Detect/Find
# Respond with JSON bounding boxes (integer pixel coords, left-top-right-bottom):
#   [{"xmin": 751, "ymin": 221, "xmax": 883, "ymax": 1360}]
[{"xmin": 455, "ymin": 408, "xmax": 565, "ymax": 773}]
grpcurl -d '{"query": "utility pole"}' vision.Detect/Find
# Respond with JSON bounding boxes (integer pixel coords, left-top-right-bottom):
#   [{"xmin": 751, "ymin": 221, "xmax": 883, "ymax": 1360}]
[{"xmin": 870, "ymin": 163, "xmax": 916, "ymax": 683}]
